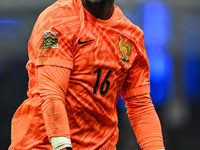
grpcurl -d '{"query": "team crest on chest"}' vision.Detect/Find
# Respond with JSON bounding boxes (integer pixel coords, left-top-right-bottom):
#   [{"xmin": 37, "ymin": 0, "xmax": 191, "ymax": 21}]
[
  {"xmin": 42, "ymin": 30, "xmax": 58, "ymax": 49},
  {"xmin": 118, "ymin": 35, "xmax": 132, "ymax": 62}
]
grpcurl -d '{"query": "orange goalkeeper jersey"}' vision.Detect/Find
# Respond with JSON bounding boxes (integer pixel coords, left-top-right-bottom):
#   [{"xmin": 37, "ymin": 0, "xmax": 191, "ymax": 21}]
[{"xmin": 10, "ymin": 0, "xmax": 164, "ymax": 149}]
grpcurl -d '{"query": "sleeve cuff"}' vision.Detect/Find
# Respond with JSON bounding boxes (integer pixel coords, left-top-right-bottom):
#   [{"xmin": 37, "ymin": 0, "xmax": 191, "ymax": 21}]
[
  {"xmin": 121, "ymin": 84, "xmax": 150, "ymax": 99},
  {"xmin": 51, "ymin": 137, "xmax": 72, "ymax": 150},
  {"xmin": 36, "ymin": 57, "xmax": 73, "ymax": 69}
]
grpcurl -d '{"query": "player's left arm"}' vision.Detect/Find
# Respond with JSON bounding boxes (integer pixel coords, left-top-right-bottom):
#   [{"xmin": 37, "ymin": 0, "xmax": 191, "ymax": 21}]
[
  {"xmin": 124, "ymin": 93, "xmax": 165, "ymax": 150},
  {"xmin": 121, "ymin": 33, "xmax": 165, "ymax": 150}
]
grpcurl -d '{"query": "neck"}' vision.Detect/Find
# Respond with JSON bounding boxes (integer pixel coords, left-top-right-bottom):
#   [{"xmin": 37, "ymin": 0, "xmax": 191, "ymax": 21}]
[{"xmin": 81, "ymin": 0, "xmax": 114, "ymax": 20}]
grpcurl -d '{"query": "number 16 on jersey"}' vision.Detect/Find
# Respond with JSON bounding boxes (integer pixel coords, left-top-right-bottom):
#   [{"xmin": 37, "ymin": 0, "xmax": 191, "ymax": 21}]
[{"xmin": 93, "ymin": 68, "xmax": 112, "ymax": 96}]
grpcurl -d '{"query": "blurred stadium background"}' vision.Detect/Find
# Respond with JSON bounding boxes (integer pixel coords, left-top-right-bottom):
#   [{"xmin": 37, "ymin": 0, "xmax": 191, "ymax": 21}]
[{"xmin": 0, "ymin": 0, "xmax": 200, "ymax": 149}]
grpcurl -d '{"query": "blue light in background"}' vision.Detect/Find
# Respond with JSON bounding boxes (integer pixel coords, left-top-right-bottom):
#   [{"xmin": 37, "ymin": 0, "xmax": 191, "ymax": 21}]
[
  {"xmin": 150, "ymin": 84, "xmax": 165, "ymax": 106},
  {"xmin": 0, "ymin": 19, "xmax": 20, "ymax": 24},
  {"xmin": 0, "ymin": 18, "xmax": 21, "ymax": 38},
  {"xmin": 117, "ymin": 95, "xmax": 127, "ymax": 111},
  {"xmin": 182, "ymin": 13, "xmax": 200, "ymax": 102},
  {"xmin": 183, "ymin": 54, "xmax": 200, "ymax": 102},
  {"xmin": 147, "ymin": 48, "xmax": 174, "ymax": 107},
  {"xmin": 143, "ymin": 1, "xmax": 170, "ymax": 47},
  {"xmin": 147, "ymin": 47, "xmax": 173, "ymax": 84},
  {"xmin": 147, "ymin": 48, "xmax": 167, "ymax": 83},
  {"xmin": 143, "ymin": 1, "xmax": 173, "ymax": 107}
]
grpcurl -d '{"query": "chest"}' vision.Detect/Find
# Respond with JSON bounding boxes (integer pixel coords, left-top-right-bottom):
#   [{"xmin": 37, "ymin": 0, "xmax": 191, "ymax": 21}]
[{"xmin": 72, "ymin": 22, "xmax": 137, "ymax": 75}]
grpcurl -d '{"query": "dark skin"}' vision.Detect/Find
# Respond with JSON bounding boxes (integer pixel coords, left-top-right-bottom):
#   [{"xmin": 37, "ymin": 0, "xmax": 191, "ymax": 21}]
[{"xmin": 81, "ymin": 0, "xmax": 115, "ymax": 20}]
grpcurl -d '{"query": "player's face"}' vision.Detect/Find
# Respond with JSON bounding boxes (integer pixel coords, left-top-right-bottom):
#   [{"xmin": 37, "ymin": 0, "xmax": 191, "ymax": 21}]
[
  {"xmin": 85, "ymin": 0, "xmax": 105, "ymax": 3},
  {"xmin": 86, "ymin": 0, "xmax": 101, "ymax": 2},
  {"xmin": 84, "ymin": 0, "xmax": 114, "ymax": 10},
  {"xmin": 84, "ymin": 0, "xmax": 106, "ymax": 9}
]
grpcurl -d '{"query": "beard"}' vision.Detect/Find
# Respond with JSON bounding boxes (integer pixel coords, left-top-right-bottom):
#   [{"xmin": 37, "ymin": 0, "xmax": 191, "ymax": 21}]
[{"xmin": 84, "ymin": 0, "xmax": 107, "ymax": 11}]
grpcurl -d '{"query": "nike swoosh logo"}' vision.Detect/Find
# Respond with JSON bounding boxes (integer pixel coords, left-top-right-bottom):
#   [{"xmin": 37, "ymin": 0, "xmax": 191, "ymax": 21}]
[{"xmin": 78, "ymin": 38, "xmax": 95, "ymax": 45}]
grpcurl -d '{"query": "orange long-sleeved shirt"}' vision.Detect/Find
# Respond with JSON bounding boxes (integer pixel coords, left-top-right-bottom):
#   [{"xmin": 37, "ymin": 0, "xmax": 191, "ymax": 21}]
[
  {"xmin": 9, "ymin": 0, "xmax": 165, "ymax": 149},
  {"xmin": 38, "ymin": 65, "xmax": 164, "ymax": 150}
]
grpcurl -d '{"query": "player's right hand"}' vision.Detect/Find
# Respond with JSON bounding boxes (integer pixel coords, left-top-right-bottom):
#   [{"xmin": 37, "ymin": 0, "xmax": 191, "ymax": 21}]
[{"xmin": 51, "ymin": 137, "xmax": 72, "ymax": 150}]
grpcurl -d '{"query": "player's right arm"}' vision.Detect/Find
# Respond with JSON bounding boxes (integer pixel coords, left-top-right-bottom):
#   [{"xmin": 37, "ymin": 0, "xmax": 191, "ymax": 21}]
[
  {"xmin": 38, "ymin": 65, "xmax": 72, "ymax": 150},
  {"xmin": 34, "ymin": 29, "xmax": 73, "ymax": 149},
  {"xmin": 28, "ymin": 2, "xmax": 79, "ymax": 149}
]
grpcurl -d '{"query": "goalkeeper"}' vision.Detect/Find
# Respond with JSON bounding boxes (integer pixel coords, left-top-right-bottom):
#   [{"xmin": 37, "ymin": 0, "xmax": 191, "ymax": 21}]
[{"xmin": 9, "ymin": 0, "xmax": 165, "ymax": 149}]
